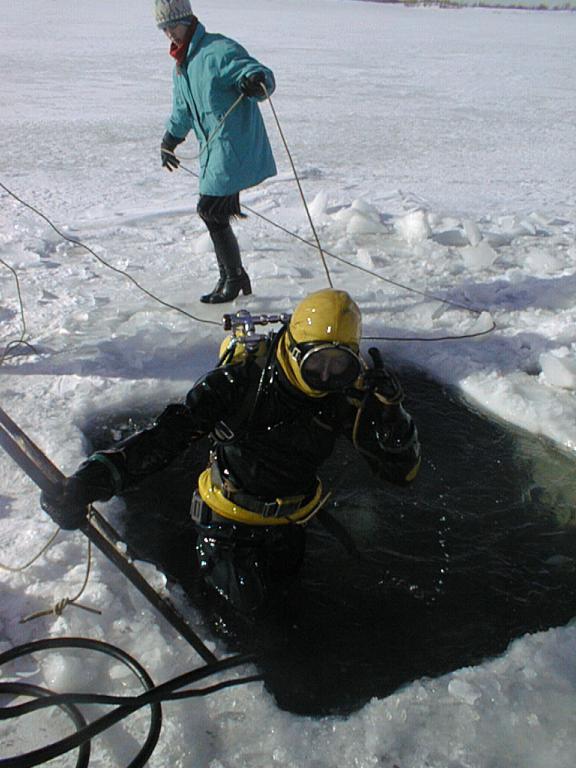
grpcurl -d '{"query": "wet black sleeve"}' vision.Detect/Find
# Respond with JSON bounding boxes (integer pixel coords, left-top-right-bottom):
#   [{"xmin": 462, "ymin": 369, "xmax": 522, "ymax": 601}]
[
  {"xmin": 79, "ymin": 403, "xmax": 200, "ymax": 495},
  {"xmin": 81, "ymin": 365, "xmax": 249, "ymax": 494}
]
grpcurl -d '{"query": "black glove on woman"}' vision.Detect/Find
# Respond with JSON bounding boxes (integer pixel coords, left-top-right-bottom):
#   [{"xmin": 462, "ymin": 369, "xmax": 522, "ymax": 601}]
[
  {"xmin": 160, "ymin": 131, "xmax": 185, "ymax": 171},
  {"xmin": 239, "ymin": 72, "xmax": 267, "ymax": 98}
]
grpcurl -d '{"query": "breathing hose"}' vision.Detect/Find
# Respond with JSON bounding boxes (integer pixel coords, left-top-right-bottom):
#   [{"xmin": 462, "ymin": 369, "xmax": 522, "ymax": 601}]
[
  {"xmin": 0, "ymin": 637, "xmax": 160, "ymax": 768},
  {"xmin": 0, "ymin": 682, "xmax": 91, "ymax": 768},
  {"xmin": 0, "ymin": 638, "xmax": 260, "ymax": 768}
]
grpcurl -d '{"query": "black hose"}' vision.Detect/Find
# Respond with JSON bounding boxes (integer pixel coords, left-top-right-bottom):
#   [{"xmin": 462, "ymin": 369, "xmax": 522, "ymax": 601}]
[
  {"xmin": 0, "ymin": 637, "xmax": 161, "ymax": 768},
  {"xmin": 0, "ymin": 638, "xmax": 260, "ymax": 768},
  {"xmin": 0, "ymin": 682, "xmax": 91, "ymax": 768}
]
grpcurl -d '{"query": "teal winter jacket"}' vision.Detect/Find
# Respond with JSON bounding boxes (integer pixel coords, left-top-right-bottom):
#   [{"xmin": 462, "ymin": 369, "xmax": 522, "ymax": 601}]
[{"xmin": 166, "ymin": 23, "xmax": 277, "ymax": 196}]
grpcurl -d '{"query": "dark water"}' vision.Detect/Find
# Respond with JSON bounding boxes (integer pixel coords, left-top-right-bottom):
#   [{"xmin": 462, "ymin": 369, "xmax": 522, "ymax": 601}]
[{"xmin": 85, "ymin": 369, "xmax": 576, "ymax": 716}]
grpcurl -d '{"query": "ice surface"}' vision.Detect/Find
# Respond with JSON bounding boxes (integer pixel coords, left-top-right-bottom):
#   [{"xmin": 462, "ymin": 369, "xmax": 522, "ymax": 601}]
[
  {"xmin": 1, "ymin": 1, "xmax": 576, "ymax": 766},
  {"xmin": 540, "ymin": 350, "xmax": 576, "ymax": 390}
]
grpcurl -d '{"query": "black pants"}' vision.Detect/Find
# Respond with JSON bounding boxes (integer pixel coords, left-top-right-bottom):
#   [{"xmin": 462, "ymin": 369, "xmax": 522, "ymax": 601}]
[{"xmin": 195, "ymin": 520, "xmax": 305, "ymax": 616}]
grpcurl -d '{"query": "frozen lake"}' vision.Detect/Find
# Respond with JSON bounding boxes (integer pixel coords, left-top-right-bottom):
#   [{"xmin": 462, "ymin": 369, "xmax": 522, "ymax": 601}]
[{"xmin": 1, "ymin": 1, "xmax": 576, "ymax": 766}]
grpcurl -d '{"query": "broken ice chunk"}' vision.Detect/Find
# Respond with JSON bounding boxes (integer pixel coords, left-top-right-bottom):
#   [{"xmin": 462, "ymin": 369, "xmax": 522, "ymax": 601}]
[
  {"xmin": 540, "ymin": 352, "xmax": 576, "ymax": 390},
  {"xmin": 461, "ymin": 241, "xmax": 498, "ymax": 271},
  {"xmin": 462, "ymin": 219, "xmax": 482, "ymax": 247},
  {"xmin": 395, "ymin": 210, "xmax": 431, "ymax": 245}
]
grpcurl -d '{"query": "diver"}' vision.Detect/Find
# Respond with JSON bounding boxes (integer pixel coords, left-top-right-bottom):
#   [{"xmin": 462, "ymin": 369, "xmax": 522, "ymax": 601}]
[{"xmin": 41, "ymin": 289, "xmax": 421, "ymax": 616}]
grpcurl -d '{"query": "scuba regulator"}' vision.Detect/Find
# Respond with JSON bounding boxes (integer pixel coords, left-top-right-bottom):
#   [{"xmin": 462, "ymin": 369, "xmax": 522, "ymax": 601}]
[
  {"xmin": 223, "ymin": 309, "xmax": 291, "ymax": 350},
  {"xmin": 219, "ymin": 309, "xmax": 291, "ymax": 365}
]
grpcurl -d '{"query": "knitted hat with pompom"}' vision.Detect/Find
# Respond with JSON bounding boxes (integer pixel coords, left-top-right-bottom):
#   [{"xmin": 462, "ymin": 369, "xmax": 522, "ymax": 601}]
[{"xmin": 154, "ymin": 0, "xmax": 194, "ymax": 29}]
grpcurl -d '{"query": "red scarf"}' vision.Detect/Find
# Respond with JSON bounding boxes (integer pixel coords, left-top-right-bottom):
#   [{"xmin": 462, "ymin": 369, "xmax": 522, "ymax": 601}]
[{"xmin": 169, "ymin": 17, "xmax": 198, "ymax": 71}]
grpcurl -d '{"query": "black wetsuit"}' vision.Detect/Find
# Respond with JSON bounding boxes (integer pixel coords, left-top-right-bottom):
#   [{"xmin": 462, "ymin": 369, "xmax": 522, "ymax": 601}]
[{"xmin": 78, "ymin": 340, "xmax": 420, "ymax": 614}]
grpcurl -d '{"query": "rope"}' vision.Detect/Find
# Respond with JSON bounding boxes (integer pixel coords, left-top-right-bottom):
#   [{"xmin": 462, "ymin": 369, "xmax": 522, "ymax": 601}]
[
  {"xmin": 0, "ymin": 257, "xmax": 37, "ymax": 366},
  {"xmin": 168, "ymin": 88, "xmax": 495, "ymax": 341},
  {"xmin": 236, "ymin": 202, "xmax": 480, "ymax": 313},
  {"xmin": 174, "ymin": 161, "xmax": 495, "ymax": 342},
  {"xmin": 0, "ymin": 527, "xmax": 60, "ymax": 573},
  {"xmin": 201, "ymin": 93, "xmax": 245, "ymax": 156},
  {"xmin": 361, "ymin": 326, "xmax": 495, "ymax": 342},
  {"xmin": 0, "ymin": 398, "xmax": 95, "ymax": 620},
  {"xmin": 165, "ymin": 84, "xmax": 334, "ymax": 288},
  {"xmin": 0, "ymin": 182, "xmax": 220, "ymax": 328},
  {"xmin": 261, "ymin": 82, "xmax": 333, "ymax": 288},
  {"xmin": 235, "ymin": 199, "xmax": 497, "ymax": 341},
  {"xmin": 161, "ymin": 91, "xmax": 246, "ymax": 168},
  {"xmin": 20, "ymin": 527, "xmax": 102, "ymax": 624},
  {"xmin": 1, "ymin": 80, "xmax": 496, "ymax": 343},
  {"xmin": 165, "ymin": 83, "xmax": 336, "ymax": 289},
  {"xmin": 286, "ymin": 490, "xmax": 333, "ymax": 526},
  {"xmin": 185, "ymin": 80, "xmax": 489, "ymax": 334}
]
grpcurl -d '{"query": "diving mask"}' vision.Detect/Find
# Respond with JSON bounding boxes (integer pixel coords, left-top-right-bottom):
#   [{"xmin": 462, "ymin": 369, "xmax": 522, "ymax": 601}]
[{"xmin": 292, "ymin": 342, "xmax": 363, "ymax": 392}]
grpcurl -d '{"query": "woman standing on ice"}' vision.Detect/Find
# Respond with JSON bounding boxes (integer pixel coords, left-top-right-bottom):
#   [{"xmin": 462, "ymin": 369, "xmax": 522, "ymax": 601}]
[{"xmin": 155, "ymin": 0, "xmax": 277, "ymax": 303}]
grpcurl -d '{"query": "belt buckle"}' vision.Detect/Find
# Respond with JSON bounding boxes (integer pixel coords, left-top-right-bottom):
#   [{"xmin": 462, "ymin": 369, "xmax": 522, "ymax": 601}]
[
  {"xmin": 214, "ymin": 421, "xmax": 235, "ymax": 442},
  {"xmin": 260, "ymin": 499, "xmax": 280, "ymax": 518},
  {"xmin": 268, "ymin": 494, "xmax": 304, "ymax": 518},
  {"xmin": 190, "ymin": 490, "xmax": 212, "ymax": 525}
]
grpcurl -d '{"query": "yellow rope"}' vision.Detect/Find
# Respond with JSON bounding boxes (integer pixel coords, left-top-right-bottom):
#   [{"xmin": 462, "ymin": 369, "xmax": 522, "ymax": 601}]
[
  {"xmin": 285, "ymin": 490, "xmax": 333, "ymax": 526},
  {"xmin": 0, "ymin": 504, "xmax": 101, "ymax": 623},
  {"xmin": 20, "ymin": 524, "xmax": 101, "ymax": 624},
  {"xmin": 0, "ymin": 526, "xmax": 60, "ymax": 573}
]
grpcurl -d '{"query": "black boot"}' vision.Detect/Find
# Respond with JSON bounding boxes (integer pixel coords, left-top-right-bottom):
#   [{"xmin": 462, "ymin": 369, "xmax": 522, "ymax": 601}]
[
  {"xmin": 200, "ymin": 225, "xmax": 252, "ymax": 304},
  {"xmin": 200, "ymin": 254, "xmax": 226, "ymax": 304}
]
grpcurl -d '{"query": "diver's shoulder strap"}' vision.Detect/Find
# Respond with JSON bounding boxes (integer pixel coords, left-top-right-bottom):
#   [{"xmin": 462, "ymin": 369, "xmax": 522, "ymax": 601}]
[{"xmin": 211, "ymin": 343, "xmax": 271, "ymax": 443}]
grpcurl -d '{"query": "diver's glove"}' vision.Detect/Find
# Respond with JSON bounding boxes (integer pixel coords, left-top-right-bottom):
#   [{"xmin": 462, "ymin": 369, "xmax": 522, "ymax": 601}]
[
  {"xmin": 360, "ymin": 348, "xmax": 404, "ymax": 405},
  {"xmin": 40, "ymin": 459, "xmax": 116, "ymax": 530},
  {"xmin": 160, "ymin": 131, "xmax": 185, "ymax": 171},
  {"xmin": 239, "ymin": 72, "xmax": 267, "ymax": 98}
]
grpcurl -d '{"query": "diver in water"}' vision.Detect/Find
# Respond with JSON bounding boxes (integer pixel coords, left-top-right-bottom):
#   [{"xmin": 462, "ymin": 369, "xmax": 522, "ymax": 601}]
[{"xmin": 41, "ymin": 289, "xmax": 421, "ymax": 616}]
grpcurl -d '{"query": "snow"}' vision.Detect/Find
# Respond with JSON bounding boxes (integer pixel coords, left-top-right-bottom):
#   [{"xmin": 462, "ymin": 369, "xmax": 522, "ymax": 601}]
[
  {"xmin": 449, "ymin": 0, "xmax": 575, "ymax": 7},
  {"xmin": 1, "ymin": 0, "xmax": 576, "ymax": 765}
]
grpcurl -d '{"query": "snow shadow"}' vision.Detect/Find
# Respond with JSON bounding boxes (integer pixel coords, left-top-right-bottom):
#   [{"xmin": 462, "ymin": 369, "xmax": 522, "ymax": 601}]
[
  {"xmin": 83, "ymin": 368, "xmax": 576, "ymax": 716},
  {"xmin": 0, "ymin": 337, "xmax": 218, "ymax": 382},
  {"xmin": 453, "ymin": 273, "xmax": 576, "ymax": 315}
]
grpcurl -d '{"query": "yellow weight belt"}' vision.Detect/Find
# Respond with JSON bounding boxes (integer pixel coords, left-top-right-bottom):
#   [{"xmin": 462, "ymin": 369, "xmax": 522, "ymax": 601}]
[{"xmin": 197, "ymin": 468, "xmax": 323, "ymax": 526}]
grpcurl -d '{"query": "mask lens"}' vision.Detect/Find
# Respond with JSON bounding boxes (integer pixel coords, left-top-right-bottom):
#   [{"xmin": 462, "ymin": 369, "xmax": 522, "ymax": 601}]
[{"xmin": 299, "ymin": 346, "xmax": 361, "ymax": 391}]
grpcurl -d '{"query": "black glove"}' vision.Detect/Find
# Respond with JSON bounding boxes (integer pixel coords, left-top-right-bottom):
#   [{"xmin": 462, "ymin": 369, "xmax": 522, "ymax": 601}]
[
  {"xmin": 40, "ymin": 459, "xmax": 116, "ymax": 530},
  {"xmin": 41, "ymin": 478, "xmax": 92, "ymax": 530},
  {"xmin": 160, "ymin": 131, "xmax": 185, "ymax": 171},
  {"xmin": 239, "ymin": 72, "xmax": 267, "ymax": 99},
  {"xmin": 360, "ymin": 348, "xmax": 404, "ymax": 404}
]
